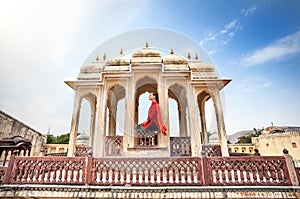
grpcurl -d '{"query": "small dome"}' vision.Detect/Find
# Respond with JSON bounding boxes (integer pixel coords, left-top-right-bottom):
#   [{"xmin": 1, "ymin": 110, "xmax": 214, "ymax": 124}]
[
  {"xmin": 132, "ymin": 47, "xmax": 161, "ymax": 58},
  {"xmin": 107, "ymin": 56, "xmax": 130, "ymax": 66},
  {"xmin": 76, "ymin": 133, "xmax": 89, "ymax": 146},
  {"xmin": 163, "ymin": 54, "xmax": 188, "ymax": 65}
]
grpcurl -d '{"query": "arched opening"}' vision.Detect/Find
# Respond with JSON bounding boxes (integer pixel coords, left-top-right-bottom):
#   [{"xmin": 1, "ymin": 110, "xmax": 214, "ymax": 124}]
[
  {"xmin": 168, "ymin": 83, "xmax": 187, "ymax": 137},
  {"xmin": 134, "ymin": 77, "xmax": 157, "ymax": 126},
  {"xmin": 197, "ymin": 91, "xmax": 218, "ymax": 145},
  {"xmin": 168, "ymin": 98, "xmax": 179, "ymax": 137},
  {"xmin": 105, "ymin": 84, "xmax": 126, "ymax": 136},
  {"xmin": 77, "ymin": 93, "xmax": 97, "ymax": 147}
]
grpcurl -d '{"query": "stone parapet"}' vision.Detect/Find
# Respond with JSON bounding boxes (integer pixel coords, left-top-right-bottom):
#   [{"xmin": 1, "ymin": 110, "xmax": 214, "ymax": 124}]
[{"xmin": 0, "ymin": 185, "xmax": 299, "ymax": 199}]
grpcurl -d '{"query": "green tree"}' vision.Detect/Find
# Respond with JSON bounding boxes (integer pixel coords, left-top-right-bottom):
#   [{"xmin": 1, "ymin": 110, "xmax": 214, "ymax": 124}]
[{"xmin": 47, "ymin": 133, "xmax": 70, "ymax": 144}]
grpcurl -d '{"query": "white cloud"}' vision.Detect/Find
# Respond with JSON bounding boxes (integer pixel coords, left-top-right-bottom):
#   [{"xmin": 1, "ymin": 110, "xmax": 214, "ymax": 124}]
[
  {"xmin": 240, "ymin": 6, "xmax": 257, "ymax": 16},
  {"xmin": 240, "ymin": 30, "xmax": 300, "ymax": 67},
  {"xmin": 200, "ymin": 19, "xmax": 242, "ymax": 54},
  {"xmin": 236, "ymin": 76, "xmax": 272, "ymax": 93},
  {"xmin": 200, "ymin": 6, "xmax": 255, "ymax": 55}
]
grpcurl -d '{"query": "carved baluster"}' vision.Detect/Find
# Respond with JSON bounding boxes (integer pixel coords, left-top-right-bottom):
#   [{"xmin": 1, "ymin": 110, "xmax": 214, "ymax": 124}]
[
  {"xmin": 23, "ymin": 163, "xmax": 29, "ymax": 182},
  {"xmin": 40, "ymin": 165, "xmax": 46, "ymax": 183},
  {"xmin": 46, "ymin": 165, "xmax": 51, "ymax": 183},
  {"xmin": 221, "ymin": 164, "xmax": 226, "ymax": 183},
  {"xmin": 105, "ymin": 168, "xmax": 110, "ymax": 184},
  {"xmin": 52, "ymin": 165, "xmax": 57, "ymax": 183},
  {"xmin": 17, "ymin": 165, "xmax": 24, "ymax": 182},
  {"xmin": 153, "ymin": 169, "xmax": 157, "ymax": 184},
  {"xmin": 123, "ymin": 167, "xmax": 127, "ymax": 184},
  {"xmin": 227, "ymin": 164, "xmax": 232, "ymax": 183},
  {"xmin": 141, "ymin": 168, "xmax": 145, "ymax": 184},
  {"xmin": 172, "ymin": 167, "xmax": 176, "ymax": 183},
  {"xmin": 258, "ymin": 164, "xmax": 264, "ymax": 182},
  {"xmin": 160, "ymin": 168, "xmax": 163, "ymax": 183},
  {"xmin": 116, "ymin": 168, "xmax": 121, "ymax": 184},
  {"xmin": 99, "ymin": 166, "xmax": 103, "ymax": 183},
  {"xmin": 91, "ymin": 165, "xmax": 97, "ymax": 184},
  {"xmin": 111, "ymin": 168, "xmax": 115, "ymax": 183},
  {"xmin": 240, "ymin": 164, "xmax": 245, "ymax": 182},
  {"xmin": 34, "ymin": 164, "xmax": 40, "ymax": 182},
  {"xmin": 252, "ymin": 166, "xmax": 258, "ymax": 183},
  {"xmin": 29, "ymin": 162, "xmax": 35, "ymax": 182},
  {"xmin": 264, "ymin": 164, "xmax": 270, "ymax": 182},
  {"xmin": 178, "ymin": 168, "xmax": 182, "ymax": 184},
  {"xmin": 270, "ymin": 164, "xmax": 276, "ymax": 182},
  {"xmin": 58, "ymin": 165, "xmax": 63, "ymax": 183},
  {"xmin": 233, "ymin": 166, "xmax": 238, "ymax": 182},
  {"xmin": 70, "ymin": 166, "xmax": 74, "ymax": 183},
  {"xmin": 245, "ymin": 164, "xmax": 251, "ymax": 183},
  {"xmin": 64, "ymin": 166, "xmax": 69, "ymax": 183},
  {"xmin": 184, "ymin": 166, "xmax": 188, "ymax": 183},
  {"xmin": 166, "ymin": 167, "xmax": 170, "ymax": 184},
  {"xmin": 147, "ymin": 169, "xmax": 151, "ymax": 184},
  {"xmin": 75, "ymin": 165, "xmax": 80, "ymax": 183},
  {"xmin": 129, "ymin": 167, "xmax": 133, "ymax": 184}
]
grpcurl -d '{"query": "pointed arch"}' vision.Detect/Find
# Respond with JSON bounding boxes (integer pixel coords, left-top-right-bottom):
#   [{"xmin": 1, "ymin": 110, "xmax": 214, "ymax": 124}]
[
  {"xmin": 105, "ymin": 84, "xmax": 126, "ymax": 136},
  {"xmin": 168, "ymin": 83, "xmax": 188, "ymax": 136}
]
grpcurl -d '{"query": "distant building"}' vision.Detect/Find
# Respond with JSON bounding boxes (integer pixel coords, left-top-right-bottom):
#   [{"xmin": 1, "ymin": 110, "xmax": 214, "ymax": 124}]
[
  {"xmin": 228, "ymin": 143, "xmax": 255, "ymax": 155},
  {"xmin": 252, "ymin": 126, "xmax": 300, "ymax": 160}
]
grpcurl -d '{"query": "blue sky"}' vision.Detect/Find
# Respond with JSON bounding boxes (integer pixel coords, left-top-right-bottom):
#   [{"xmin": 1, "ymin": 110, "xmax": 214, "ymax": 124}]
[{"xmin": 0, "ymin": 0, "xmax": 299, "ymax": 136}]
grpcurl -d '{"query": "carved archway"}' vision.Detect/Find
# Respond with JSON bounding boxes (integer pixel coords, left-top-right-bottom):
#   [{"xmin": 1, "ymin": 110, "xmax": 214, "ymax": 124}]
[{"xmin": 168, "ymin": 83, "xmax": 188, "ymax": 136}]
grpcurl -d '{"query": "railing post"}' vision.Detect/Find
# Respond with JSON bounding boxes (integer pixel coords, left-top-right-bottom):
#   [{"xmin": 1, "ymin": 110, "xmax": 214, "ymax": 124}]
[
  {"xmin": 201, "ymin": 155, "xmax": 209, "ymax": 186},
  {"xmin": 85, "ymin": 151, "xmax": 93, "ymax": 185},
  {"xmin": 2, "ymin": 150, "xmax": 18, "ymax": 184},
  {"xmin": 283, "ymin": 149, "xmax": 299, "ymax": 185}
]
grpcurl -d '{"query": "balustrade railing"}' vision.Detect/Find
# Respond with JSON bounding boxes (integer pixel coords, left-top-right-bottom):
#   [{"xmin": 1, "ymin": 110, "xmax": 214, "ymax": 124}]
[
  {"xmin": 170, "ymin": 137, "xmax": 191, "ymax": 156},
  {"xmin": 90, "ymin": 157, "xmax": 202, "ymax": 186},
  {"xmin": 135, "ymin": 130, "xmax": 158, "ymax": 147},
  {"xmin": 202, "ymin": 145, "xmax": 222, "ymax": 157},
  {"xmin": 9, "ymin": 156, "xmax": 86, "ymax": 185},
  {"xmin": 203, "ymin": 156, "xmax": 291, "ymax": 186},
  {"xmin": 75, "ymin": 146, "xmax": 92, "ymax": 157},
  {"xmin": 1, "ymin": 155, "xmax": 294, "ymax": 186},
  {"xmin": 105, "ymin": 136, "xmax": 123, "ymax": 156}
]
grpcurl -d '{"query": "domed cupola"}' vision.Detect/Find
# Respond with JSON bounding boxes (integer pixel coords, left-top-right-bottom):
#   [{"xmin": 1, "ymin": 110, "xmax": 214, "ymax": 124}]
[
  {"xmin": 131, "ymin": 42, "xmax": 162, "ymax": 64},
  {"xmin": 163, "ymin": 49, "xmax": 189, "ymax": 71}
]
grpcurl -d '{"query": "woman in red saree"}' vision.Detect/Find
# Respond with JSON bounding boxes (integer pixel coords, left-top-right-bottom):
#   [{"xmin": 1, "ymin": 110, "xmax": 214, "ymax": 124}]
[{"xmin": 137, "ymin": 93, "xmax": 167, "ymax": 136}]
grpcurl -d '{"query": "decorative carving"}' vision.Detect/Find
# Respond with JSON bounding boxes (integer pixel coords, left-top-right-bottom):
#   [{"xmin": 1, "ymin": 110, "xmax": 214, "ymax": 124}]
[
  {"xmin": 205, "ymin": 156, "xmax": 291, "ymax": 186},
  {"xmin": 75, "ymin": 146, "xmax": 92, "ymax": 157},
  {"xmin": 202, "ymin": 145, "xmax": 222, "ymax": 157},
  {"xmin": 91, "ymin": 157, "xmax": 202, "ymax": 186},
  {"xmin": 105, "ymin": 136, "xmax": 123, "ymax": 156},
  {"xmin": 135, "ymin": 130, "xmax": 158, "ymax": 147},
  {"xmin": 170, "ymin": 137, "xmax": 191, "ymax": 156}
]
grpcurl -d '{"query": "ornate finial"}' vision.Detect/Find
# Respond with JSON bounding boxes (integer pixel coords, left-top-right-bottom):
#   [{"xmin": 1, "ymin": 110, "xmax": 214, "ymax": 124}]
[
  {"xmin": 187, "ymin": 52, "xmax": 191, "ymax": 59},
  {"xmin": 95, "ymin": 55, "xmax": 99, "ymax": 61},
  {"xmin": 145, "ymin": 41, "xmax": 149, "ymax": 48},
  {"xmin": 195, "ymin": 53, "xmax": 199, "ymax": 60},
  {"xmin": 170, "ymin": 48, "xmax": 174, "ymax": 55},
  {"xmin": 120, "ymin": 48, "xmax": 124, "ymax": 56},
  {"xmin": 103, "ymin": 53, "xmax": 107, "ymax": 61}
]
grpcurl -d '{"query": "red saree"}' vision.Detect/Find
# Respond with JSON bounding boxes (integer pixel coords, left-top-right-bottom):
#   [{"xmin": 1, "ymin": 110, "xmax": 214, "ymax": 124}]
[{"xmin": 141, "ymin": 101, "xmax": 167, "ymax": 136}]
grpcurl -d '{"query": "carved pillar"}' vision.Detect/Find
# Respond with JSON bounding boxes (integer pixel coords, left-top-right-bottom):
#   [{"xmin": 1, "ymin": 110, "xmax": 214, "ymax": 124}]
[
  {"xmin": 68, "ymin": 91, "xmax": 81, "ymax": 157},
  {"xmin": 89, "ymin": 99, "xmax": 96, "ymax": 148},
  {"xmin": 179, "ymin": 105, "xmax": 187, "ymax": 137},
  {"xmin": 199, "ymin": 99, "xmax": 208, "ymax": 145},
  {"xmin": 94, "ymin": 86, "xmax": 105, "ymax": 157},
  {"xmin": 212, "ymin": 89, "xmax": 229, "ymax": 157},
  {"xmin": 157, "ymin": 79, "xmax": 169, "ymax": 147},
  {"xmin": 124, "ymin": 79, "xmax": 135, "ymax": 148},
  {"xmin": 188, "ymin": 86, "xmax": 202, "ymax": 157}
]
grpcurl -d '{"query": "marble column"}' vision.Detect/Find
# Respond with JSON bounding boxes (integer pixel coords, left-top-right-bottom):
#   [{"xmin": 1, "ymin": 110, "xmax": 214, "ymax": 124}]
[
  {"xmin": 68, "ymin": 91, "xmax": 81, "ymax": 157},
  {"xmin": 212, "ymin": 89, "xmax": 229, "ymax": 157},
  {"xmin": 199, "ymin": 98, "xmax": 208, "ymax": 145},
  {"xmin": 187, "ymin": 87, "xmax": 202, "ymax": 157}
]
